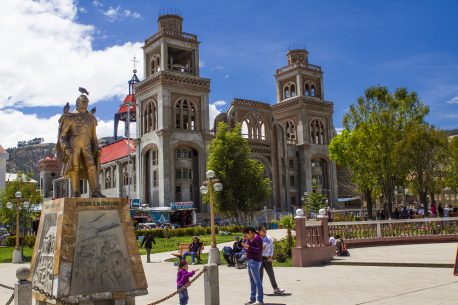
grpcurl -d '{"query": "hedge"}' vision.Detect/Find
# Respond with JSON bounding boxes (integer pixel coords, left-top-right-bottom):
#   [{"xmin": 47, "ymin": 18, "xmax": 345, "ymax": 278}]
[
  {"xmin": 134, "ymin": 225, "xmax": 243, "ymax": 238},
  {"xmin": 4, "ymin": 235, "xmax": 36, "ymax": 248}
]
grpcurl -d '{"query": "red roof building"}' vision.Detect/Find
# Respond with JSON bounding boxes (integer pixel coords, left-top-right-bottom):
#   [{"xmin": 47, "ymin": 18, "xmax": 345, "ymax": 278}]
[
  {"xmin": 117, "ymin": 94, "xmax": 136, "ymax": 114},
  {"xmin": 100, "ymin": 139, "xmax": 136, "ymax": 164}
]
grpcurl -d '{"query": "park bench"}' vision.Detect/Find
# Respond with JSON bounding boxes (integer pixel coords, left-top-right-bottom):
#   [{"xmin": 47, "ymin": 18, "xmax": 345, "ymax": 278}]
[{"xmin": 171, "ymin": 242, "xmax": 205, "ymax": 262}]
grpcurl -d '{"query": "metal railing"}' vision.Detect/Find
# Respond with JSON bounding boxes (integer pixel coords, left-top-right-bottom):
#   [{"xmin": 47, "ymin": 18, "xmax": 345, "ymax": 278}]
[{"xmin": 329, "ymin": 217, "xmax": 458, "ymax": 240}]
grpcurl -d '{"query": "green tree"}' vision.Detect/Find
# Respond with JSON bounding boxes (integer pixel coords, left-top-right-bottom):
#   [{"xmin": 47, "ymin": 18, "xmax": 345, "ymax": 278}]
[
  {"xmin": 446, "ymin": 136, "xmax": 458, "ymax": 192},
  {"xmin": 304, "ymin": 185, "xmax": 326, "ymax": 216},
  {"xmin": 207, "ymin": 122, "xmax": 271, "ymax": 225},
  {"xmin": 397, "ymin": 124, "xmax": 449, "ymax": 215},
  {"xmin": 0, "ymin": 172, "xmax": 42, "ymax": 237},
  {"xmin": 338, "ymin": 86, "xmax": 428, "ymax": 217},
  {"xmin": 330, "ymin": 128, "xmax": 377, "ymax": 219},
  {"xmin": 279, "ymin": 215, "xmax": 294, "ymax": 255}
]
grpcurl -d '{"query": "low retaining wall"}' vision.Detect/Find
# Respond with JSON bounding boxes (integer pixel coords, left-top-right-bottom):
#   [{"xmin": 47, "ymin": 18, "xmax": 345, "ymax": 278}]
[
  {"xmin": 292, "ymin": 245, "xmax": 335, "ymax": 267},
  {"xmin": 346, "ymin": 235, "xmax": 458, "ymax": 248}
]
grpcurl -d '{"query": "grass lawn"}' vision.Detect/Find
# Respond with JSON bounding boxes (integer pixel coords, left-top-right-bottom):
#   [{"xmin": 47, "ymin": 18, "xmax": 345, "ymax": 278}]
[
  {"xmin": 0, "ymin": 234, "xmax": 237, "ymax": 263},
  {"xmin": 166, "ymin": 252, "xmax": 293, "ymax": 267},
  {"xmin": 0, "ymin": 247, "xmax": 34, "ymax": 263},
  {"xmin": 137, "ymin": 234, "xmax": 236, "ymax": 255}
]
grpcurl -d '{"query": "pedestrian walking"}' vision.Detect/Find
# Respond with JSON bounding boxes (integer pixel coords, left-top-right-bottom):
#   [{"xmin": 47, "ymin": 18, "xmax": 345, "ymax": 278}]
[
  {"xmin": 140, "ymin": 232, "xmax": 156, "ymax": 263},
  {"xmin": 242, "ymin": 226, "xmax": 264, "ymax": 305},
  {"xmin": 258, "ymin": 225, "xmax": 285, "ymax": 294},
  {"xmin": 176, "ymin": 260, "xmax": 199, "ymax": 305}
]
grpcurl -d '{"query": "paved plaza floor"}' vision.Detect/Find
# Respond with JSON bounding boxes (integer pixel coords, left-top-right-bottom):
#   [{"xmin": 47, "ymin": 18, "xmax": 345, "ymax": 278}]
[{"xmin": 0, "ymin": 242, "xmax": 456, "ymax": 305}]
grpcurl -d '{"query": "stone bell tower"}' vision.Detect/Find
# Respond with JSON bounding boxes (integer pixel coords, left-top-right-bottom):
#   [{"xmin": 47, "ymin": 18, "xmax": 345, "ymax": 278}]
[
  {"xmin": 135, "ymin": 11, "xmax": 211, "ymax": 211},
  {"xmin": 272, "ymin": 49, "xmax": 338, "ymax": 206}
]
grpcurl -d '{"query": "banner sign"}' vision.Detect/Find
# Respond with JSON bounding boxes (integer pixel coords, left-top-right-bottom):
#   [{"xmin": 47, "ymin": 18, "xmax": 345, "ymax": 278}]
[
  {"xmin": 170, "ymin": 201, "xmax": 194, "ymax": 210},
  {"xmin": 130, "ymin": 199, "xmax": 141, "ymax": 208}
]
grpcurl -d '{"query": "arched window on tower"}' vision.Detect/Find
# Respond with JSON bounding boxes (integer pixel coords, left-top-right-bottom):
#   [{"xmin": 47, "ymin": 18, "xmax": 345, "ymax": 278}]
[
  {"xmin": 150, "ymin": 54, "xmax": 160, "ymax": 74},
  {"xmin": 175, "ymin": 98, "xmax": 198, "ymax": 130},
  {"xmin": 283, "ymin": 82, "xmax": 296, "ymax": 99},
  {"xmin": 305, "ymin": 81, "xmax": 317, "ymax": 97},
  {"xmin": 284, "ymin": 87, "xmax": 290, "ymax": 99},
  {"xmin": 241, "ymin": 112, "xmax": 267, "ymax": 141},
  {"xmin": 310, "ymin": 119, "xmax": 326, "ymax": 144},
  {"xmin": 285, "ymin": 120, "xmax": 297, "ymax": 144},
  {"xmin": 142, "ymin": 100, "xmax": 157, "ymax": 135}
]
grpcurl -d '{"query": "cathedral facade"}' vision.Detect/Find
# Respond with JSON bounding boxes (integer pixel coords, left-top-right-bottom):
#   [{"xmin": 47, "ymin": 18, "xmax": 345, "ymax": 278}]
[{"xmin": 133, "ymin": 13, "xmax": 338, "ymax": 212}]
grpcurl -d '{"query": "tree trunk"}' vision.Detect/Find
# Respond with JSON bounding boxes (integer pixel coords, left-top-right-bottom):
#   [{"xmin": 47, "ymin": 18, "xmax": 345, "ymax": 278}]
[
  {"xmin": 429, "ymin": 191, "xmax": 436, "ymax": 205},
  {"xmin": 420, "ymin": 191, "xmax": 428, "ymax": 217},
  {"xmin": 364, "ymin": 189, "xmax": 374, "ymax": 220}
]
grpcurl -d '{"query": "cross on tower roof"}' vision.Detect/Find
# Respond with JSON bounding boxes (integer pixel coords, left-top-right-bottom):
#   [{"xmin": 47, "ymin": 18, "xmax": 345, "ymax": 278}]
[{"xmin": 132, "ymin": 54, "xmax": 138, "ymax": 73}]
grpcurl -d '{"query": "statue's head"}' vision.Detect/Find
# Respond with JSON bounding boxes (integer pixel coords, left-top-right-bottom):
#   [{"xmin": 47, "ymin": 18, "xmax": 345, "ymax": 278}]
[{"xmin": 76, "ymin": 94, "xmax": 89, "ymax": 113}]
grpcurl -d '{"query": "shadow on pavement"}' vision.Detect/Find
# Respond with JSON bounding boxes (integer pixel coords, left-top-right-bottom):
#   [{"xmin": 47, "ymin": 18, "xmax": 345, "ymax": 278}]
[{"xmin": 264, "ymin": 293, "xmax": 292, "ymax": 296}]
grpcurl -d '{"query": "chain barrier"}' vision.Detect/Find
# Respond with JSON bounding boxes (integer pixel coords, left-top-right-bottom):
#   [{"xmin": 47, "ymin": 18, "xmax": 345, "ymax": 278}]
[
  {"xmin": 0, "ymin": 282, "xmax": 15, "ymax": 305},
  {"xmin": 0, "ymin": 283, "xmax": 14, "ymax": 291},
  {"xmin": 32, "ymin": 287, "xmax": 71, "ymax": 305},
  {"xmin": 3, "ymin": 268, "xmax": 206, "ymax": 305},
  {"xmin": 5, "ymin": 293, "xmax": 14, "ymax": 305},
  {"xmin": 147, "ymin": 268, "xmax": 206, "ymax": 305}
]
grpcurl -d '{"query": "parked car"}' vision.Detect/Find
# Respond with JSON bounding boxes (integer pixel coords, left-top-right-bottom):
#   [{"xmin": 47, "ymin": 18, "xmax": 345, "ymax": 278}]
[
  {"xmin": 138, "ymin": 223, "xmax": 158, "ymax": 230},
  {"xmin": 0, "ymin": 228, "xmax": 11, "ymax": 246}
]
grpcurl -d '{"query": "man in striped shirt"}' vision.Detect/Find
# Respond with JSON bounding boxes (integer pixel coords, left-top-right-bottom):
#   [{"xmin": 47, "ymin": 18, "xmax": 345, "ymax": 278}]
[{"xmin": 258, "ymin": 226, "xmax": 285, "ymax": 294}]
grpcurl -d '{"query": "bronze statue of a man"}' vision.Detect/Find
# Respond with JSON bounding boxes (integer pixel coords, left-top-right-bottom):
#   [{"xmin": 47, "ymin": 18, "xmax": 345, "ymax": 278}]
[{"xmin": 57, "ymin": 91, "xmax": 105, "ymax": 197}]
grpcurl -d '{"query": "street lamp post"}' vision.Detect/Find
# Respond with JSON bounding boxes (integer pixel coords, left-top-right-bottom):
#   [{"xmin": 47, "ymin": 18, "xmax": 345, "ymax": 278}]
[
  {"xmin": 302, "ymin": 191, "xmax": 308, "ymax": 217},
  {"xmin": 6, "ymin": 191, "xmax": 29, "ymax": 263},
  {"xmin": 200, "ymin": 170, "xmax": 223, "ymax": 264}
]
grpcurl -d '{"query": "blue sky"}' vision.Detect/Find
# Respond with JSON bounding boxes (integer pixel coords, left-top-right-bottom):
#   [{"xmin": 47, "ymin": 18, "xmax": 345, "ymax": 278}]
[{"xmin": 1, "ymin": 0, "xmax": 458, "ymax": 147}]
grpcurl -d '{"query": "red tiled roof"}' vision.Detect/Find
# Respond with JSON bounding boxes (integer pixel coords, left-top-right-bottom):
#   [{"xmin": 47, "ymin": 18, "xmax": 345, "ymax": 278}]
[
  {"xmin": 100, "ymin": 139, "xmax": 136, "ymax": 164},
  {"xmin": 0, "ymin": 144, "xmax": 5, "ymax": 154},
  {"xmin": 117, "ymin": 94, "xmax": 136, "ymax": 113},
  {"xmin": 40, "ymin": 156, "xmax": 56, "ymax": 162}
]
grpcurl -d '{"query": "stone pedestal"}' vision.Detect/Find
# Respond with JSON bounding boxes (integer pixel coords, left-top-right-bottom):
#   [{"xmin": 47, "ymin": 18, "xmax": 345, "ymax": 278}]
[
  {"xmin": 12, "ymin": 249, "xmax": 22, "ymax": 264},
  {"xmin": 204, "ymin": 264, "xmax": 219, "ymax": 305},
  {"xmin": 208, "ymin": 247, "xmax": 220, "ymax": 265},
  {"xmin": 30, "ymin": 198, "xmax": 148, "ymax": 304}
]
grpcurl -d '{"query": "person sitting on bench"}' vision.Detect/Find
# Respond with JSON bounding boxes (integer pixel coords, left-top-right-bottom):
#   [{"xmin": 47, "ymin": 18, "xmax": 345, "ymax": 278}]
[{"xmin": 183, "ymin": 236, "xmax": 203, "ymax": 265}]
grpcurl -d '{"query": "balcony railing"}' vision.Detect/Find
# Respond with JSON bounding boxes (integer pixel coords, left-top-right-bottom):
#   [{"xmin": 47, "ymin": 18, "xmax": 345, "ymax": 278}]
[
  {"xmin": 276, "ymin": 62, "xmax": 321, "ymax": 74},
  {"xmin": 145, "ymin": 29, "xmax": 198, "ymax": 45}
]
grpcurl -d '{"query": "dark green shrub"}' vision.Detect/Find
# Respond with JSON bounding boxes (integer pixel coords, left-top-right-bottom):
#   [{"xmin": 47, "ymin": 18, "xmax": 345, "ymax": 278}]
[
  {"xmin": 5, "ymin": 236, "xmax": 16, "ymax": 247},
  {"xmin": 133, "ymin": 225, "xmax": 242, "ymax": 239},
  {"xmin": 24, "ymin": 235, "xmax": 36, "ymax": 248}
]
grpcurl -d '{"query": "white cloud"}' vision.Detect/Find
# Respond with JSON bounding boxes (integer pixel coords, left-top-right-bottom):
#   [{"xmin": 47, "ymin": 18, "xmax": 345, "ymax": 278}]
[
  {"xmin": 446, "ymin": 96, "xmax": 458, "ymax": 104},
  {"xmin": 104, "ymin": 6, "xmax": 141, "ymax": 22},
  {"xmin": 209, "ymin": 100, "xmax": 227, "ymax": 129},
  {"xmin": 335, "ymin": 127, "xmax": 343, "ymax": 135},
  {"xmin": 0, "ymin": 109, "xmax": 122, "ymax": 148},
  {"xmin": 224, "ymin": 75, "xmax": 230, "ymax": 79},
  {"xmin": 212, "ymin": 100, "xmax": 226, "ymax": 107},
  {"xmin": 0, "ymin": 0, "xmax": 143, "ymax": 109},
  {"xmin": 199, "ymin": 60, "xmax": 205, "ymax": 68},
  {"xmin": 92, "ymin": 0, "xmax": 103, "ymax": 7},
  {"xmin": 78, "ymin": 6, "xmax": 87, "ymax": 13}
]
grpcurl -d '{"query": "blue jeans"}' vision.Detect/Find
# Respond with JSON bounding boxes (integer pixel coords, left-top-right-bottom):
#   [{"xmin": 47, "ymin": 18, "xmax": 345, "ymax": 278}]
[
  {"xmin": 183, "ymin": 251, "xmax": 197, "ymax": 263},
  {"xmin": 178, "ymin": 287, "xmax": 189, "ymax": 305},
  {"xmin": 247, "ymin": 259, "xmax": 263, "ymax": 303}
]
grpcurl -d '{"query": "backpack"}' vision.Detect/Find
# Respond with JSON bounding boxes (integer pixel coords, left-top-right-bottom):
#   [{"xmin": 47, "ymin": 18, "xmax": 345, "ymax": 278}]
[{"xmin": 223, "ymin": 246, "xmax": 233, "ymax": 256}]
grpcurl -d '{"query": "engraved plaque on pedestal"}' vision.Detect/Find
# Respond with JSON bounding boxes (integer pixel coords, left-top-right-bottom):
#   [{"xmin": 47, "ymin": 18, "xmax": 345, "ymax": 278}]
[{"xmin": 30, "ymin": 198, "xmax": 148, "ymax": 304}]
